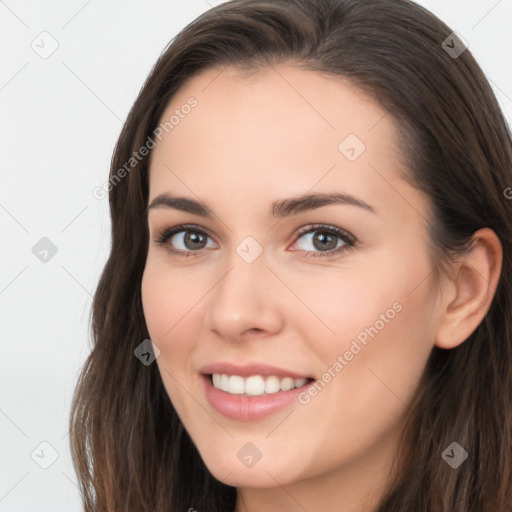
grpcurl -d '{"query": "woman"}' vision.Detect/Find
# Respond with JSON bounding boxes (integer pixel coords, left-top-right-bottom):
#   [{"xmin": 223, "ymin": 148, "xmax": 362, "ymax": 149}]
[{"xmin": 70, "ymin": 0, "xmax": 512, "ymax": 510}]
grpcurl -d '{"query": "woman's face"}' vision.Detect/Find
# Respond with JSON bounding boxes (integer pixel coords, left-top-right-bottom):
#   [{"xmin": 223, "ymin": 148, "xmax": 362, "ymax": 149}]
[{"xmin": 141, "ymin": 64, "xmax": 441, "ymax": 498}]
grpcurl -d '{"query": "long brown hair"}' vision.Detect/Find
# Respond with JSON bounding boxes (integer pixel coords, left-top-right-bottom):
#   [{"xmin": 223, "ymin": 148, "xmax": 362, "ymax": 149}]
[{"xmin": 69, "ymin": 0, "xmax": 512, "ymax": 510}]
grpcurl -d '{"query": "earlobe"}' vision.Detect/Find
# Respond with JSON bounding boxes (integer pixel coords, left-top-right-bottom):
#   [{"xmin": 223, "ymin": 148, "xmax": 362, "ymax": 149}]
[{"xmin": 434, "ymin": 228, "xmax": 502, "ymax": 350}]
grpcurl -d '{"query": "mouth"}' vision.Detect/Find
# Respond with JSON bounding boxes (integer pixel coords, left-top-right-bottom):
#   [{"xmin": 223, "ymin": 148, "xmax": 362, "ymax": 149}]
[
  {"xmin": 201, "ymin": 372, "xmax": 316, "ymax": 421},
  {"xmin": 208, "ymin": 373, "xmax": 315, "ymax": 397},
  {"xmin": 198, "ymin": 362, "xmax": 316, "ymax": 420}
]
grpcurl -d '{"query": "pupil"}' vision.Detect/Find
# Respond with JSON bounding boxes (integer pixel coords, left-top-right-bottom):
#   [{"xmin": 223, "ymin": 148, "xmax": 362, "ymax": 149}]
[
  {"xmin": 314, "ymin": 232, "xmax": 336, "ymax": 251},
  {"xmin": 185, "ymin": 232, "xmax": 206, "ymax": 249}
]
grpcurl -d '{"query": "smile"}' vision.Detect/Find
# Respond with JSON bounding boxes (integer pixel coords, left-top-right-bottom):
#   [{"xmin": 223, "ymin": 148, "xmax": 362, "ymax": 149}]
[{"xmin": 210, "ymin": 373, "xmax": 313, "ymax": 396}]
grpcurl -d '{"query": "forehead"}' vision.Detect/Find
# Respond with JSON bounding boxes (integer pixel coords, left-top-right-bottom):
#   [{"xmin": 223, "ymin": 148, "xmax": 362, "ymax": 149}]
[
  {"xmin": 148, "ymin": 64, "xmax": 425, "ymax": 223},
  {"xmin": 163, "ymin": 64, "xmax": 392, "ymax": 143}
]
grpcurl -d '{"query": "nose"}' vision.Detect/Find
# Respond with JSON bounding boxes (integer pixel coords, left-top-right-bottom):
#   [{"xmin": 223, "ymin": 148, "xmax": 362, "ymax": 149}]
[{"xmin": 204, "ymin": 253, "xmax": 284, "ymax": 342}]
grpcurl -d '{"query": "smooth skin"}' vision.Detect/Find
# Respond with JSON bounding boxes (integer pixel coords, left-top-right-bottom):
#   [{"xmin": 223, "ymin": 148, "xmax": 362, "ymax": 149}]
[{"xmin": 141, "ymin": 64, "xmax": 502, "ymax": 512}]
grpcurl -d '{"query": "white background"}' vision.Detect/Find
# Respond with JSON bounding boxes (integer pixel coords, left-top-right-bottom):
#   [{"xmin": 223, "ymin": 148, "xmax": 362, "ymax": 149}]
[{"xmin": 1, "ymin": 0, "xmax": 511, "ymax": 510}]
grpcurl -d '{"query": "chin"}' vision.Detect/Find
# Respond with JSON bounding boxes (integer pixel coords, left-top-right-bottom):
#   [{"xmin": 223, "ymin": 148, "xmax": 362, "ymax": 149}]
[
  {"xmin": 207, "ymin": 461, "xmax": 286, "ymax": 488},
  {"xmin": 194, "ymin": 439, "xmax": 307, "ymax": 489}
]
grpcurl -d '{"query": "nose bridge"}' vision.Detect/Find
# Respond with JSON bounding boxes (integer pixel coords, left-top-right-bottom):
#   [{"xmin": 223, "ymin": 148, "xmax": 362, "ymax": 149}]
[
  {"xmin": 204, "ymin": 241, "xmax": 283, "ymax": 339},
  {"xmin": 219, "ymin": 232, "xmax": 268, "ymax": 298}
]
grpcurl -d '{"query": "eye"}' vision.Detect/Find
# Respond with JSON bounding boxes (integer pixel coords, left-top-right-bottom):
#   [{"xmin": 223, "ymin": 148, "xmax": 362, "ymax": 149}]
[
  {"xmin": 153, "ymin": 222, "xmax": 357, "ymax": 258},
  {"xmin": 153, "ymin": 224, "xmax": 216, "ymax": 257},
  {"xmin": 289, "ymin": 223, "xmax": 356, "ymax": 258}
]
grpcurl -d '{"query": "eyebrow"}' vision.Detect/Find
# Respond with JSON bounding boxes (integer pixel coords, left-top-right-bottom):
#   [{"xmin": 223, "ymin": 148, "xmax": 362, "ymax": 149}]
[{"xmin": 146, "ymin": 192, "xmax": 376, "ymax": 217}]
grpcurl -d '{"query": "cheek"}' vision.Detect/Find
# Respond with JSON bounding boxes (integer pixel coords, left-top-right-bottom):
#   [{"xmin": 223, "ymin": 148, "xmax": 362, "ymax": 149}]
[
  {"xmin": 141, "ymin": 266, "xmax": 201, "ymax": 413},
  {"xmin": 286, "ymin": 272, "xmax": 434, "ymax": 472},
  {"xmin": 275, "ymin": 263, "xmax": 402, "ymax": 353},
  {"xmin": 323, "ymin": 281, "xmax": 433, "ymax": 414},
  {"xmin": 293, "ymin": 254, "xmax": 436, "ymax": 406},
  {"xmin": 141, "ymin": 271, "xmax": 172, "ymax": 341},
  {"xmin": 140, "ymin": 266, "xmax": 201, "ymax": 394},
  {"xmin": 141, "ymin": 264, "xmax": 199, "ymax": 342}
]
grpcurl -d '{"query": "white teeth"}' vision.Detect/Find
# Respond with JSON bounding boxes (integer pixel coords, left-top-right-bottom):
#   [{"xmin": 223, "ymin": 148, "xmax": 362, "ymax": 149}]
[
  {"xmin": 264, "ymin": 376, "xmax": 281, "ymax": 394},
  {"xmin": 294, "ymin": 378, "xmax": 308, "ymax": 388},
  {"xmin": 220, "ymin": 374, "xmax": 229, "ymax": 392},
  {"xmin": 280, "ymin": 377, "xmax": 294, "ymax": 391},
  {"xmin": 245, "ymin": 375, "xmax": 266, "ymax": 396},
  {"xmin": 228, "ymin": 375, "xmax": 245, "ymax": 394},
  {"xmin": 211, "ymin": 373, "xmax": 310, "ymax": 396}
]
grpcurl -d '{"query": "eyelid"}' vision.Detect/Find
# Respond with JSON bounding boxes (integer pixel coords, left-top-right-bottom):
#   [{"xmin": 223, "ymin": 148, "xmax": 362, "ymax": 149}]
[
  {"xmin": 292, "ymin": 223, "xmax": 356, "ymax": 245},
  {"xmin": 153, "ymin": 223, "xmax": 218, "ymax": 247},
  {"xmin": 153, "ymin": 222, "xmax": 357, "ymax": 257}
]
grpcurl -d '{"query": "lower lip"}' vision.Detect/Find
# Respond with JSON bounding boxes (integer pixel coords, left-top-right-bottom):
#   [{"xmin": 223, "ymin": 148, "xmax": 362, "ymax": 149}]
[{"xmin": 202, "ymin": 374, "xmax": 311, "ymax": 421}]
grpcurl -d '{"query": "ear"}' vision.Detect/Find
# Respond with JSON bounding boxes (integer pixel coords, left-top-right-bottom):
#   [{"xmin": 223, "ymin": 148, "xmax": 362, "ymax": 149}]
[{"xmin": 434, "ymin": 228, "xmax": 503, "ymax": 350}]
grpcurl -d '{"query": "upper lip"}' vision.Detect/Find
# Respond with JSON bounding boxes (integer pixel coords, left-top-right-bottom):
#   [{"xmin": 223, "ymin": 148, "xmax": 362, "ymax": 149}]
[{"xmin": 199, "ymin": 362, "xmax": 313, "ymax": 380}]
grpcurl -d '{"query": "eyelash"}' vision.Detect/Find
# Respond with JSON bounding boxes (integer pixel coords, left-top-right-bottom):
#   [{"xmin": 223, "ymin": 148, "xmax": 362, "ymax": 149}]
[{"xmin": 152, "ymin": 223, "xmax": 357, "ymax": 258}]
